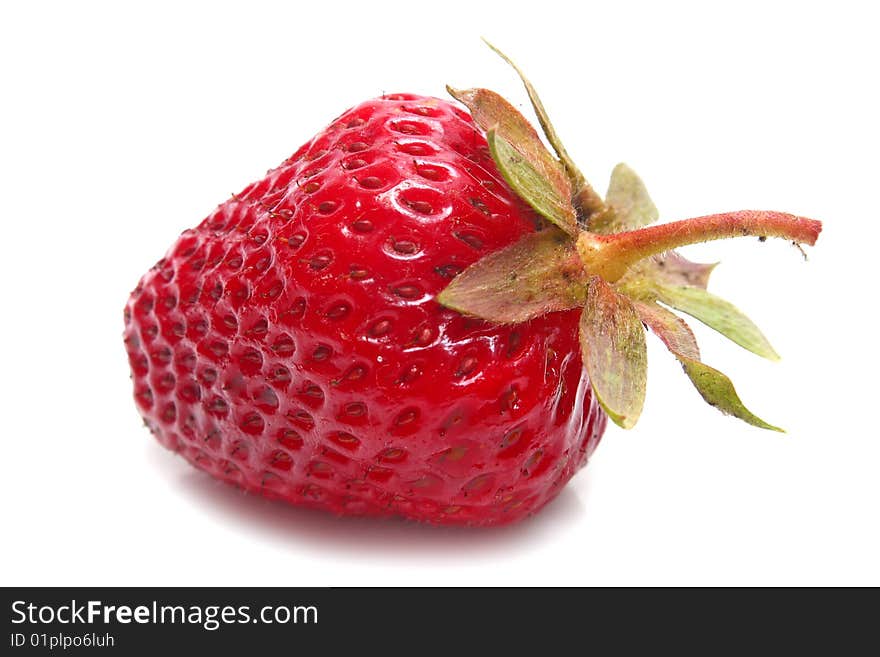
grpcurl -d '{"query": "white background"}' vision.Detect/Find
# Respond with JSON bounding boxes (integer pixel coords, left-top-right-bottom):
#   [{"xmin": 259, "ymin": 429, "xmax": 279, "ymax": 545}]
[{"xmin": 2, "ymin": 0, "xmax": 877, "ymax": 586}]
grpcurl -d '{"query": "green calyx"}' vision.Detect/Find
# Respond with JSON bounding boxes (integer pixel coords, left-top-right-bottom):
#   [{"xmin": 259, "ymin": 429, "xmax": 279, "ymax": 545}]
[{"xmin": 437, "ymin": 40, "xmax": 823, "ymax": 431}]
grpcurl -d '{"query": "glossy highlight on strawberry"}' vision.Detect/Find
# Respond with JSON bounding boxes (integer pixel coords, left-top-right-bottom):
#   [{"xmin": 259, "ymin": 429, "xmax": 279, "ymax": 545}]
[{"xmin": 124, "ymin": 93, "xmax": 606, "ymax": 526}]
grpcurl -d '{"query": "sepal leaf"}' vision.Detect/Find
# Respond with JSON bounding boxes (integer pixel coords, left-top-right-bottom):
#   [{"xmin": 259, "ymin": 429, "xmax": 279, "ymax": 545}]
[
  {"xmin": 632, "ymin": 300, "xmax": 700, "ymax": 360},
  {"xmin": 653, "ymin": 284, "xmax": 780, "ymax": 360},
  {"xmin": 650, "ymin": 252, "xmax": 717, "ymax": 289},
  {"xmin": 580, "ymin": 277, "xmax": 648, "ymax": 429},
  {"xmin": 616, "ymin": 251, "xmax": 717, "ymax": 299},
  {"xmin": 633, "ymin": 301, "xmax": 782, "ymax": 431},
  {"xmin": 481, "ymin": 38, "xmax": 585, "ymax": 189},
  {"xmin": 447, "ymin": 86, "xmax": 578, "ymax": 235},
  {"xmin": 592, "ymin": 163, "xmax": 659, "ymax": 234},
  {"xmin": 486, "ymin": 129, "xmax": 578, "ymax": 236},
  {"xmin": 436, "ymin": 229, "xmax": 587, "ymax": 323},
  {"xmin": 679, "ymin": 359, "xmax": 783, "ymax": 432}
]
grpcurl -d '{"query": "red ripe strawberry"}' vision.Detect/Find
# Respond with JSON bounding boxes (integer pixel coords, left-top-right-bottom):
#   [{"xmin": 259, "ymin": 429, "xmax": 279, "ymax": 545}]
[
  {"xmin": 124, "ymin": 44, "xmax": 821, "ymax": 526},
  {"xmin": 124, "ymin": 92, "xmax": 605, "ymax": 526}
]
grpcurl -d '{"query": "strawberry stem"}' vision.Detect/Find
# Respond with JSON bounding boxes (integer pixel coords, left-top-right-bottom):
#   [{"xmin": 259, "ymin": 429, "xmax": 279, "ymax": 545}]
[{"xmin": 577, "ymin": 210, "xmax": 822, "ymax": 282}]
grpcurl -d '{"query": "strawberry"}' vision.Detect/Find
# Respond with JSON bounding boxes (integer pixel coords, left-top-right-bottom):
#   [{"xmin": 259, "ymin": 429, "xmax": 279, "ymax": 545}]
[{"xmin": 124, "ymin": 43, "xmax": 821, "ymax": 526}]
